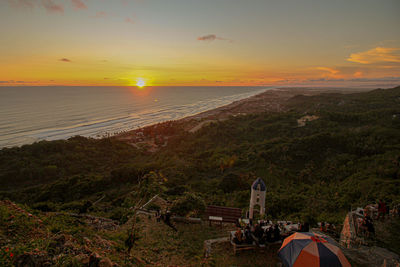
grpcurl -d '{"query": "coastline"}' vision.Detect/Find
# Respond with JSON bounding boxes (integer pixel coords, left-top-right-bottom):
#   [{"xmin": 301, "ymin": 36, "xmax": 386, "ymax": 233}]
[
  {"xmin": 0, "ymin": 86, "xmax": 372, "ymax": 150},
  {"xmin": 0, "ymin": 87, "xmax": 267, "ymax": 149},
  {"xmin": 114, "ymin": 87, "xmax": 372, "ymax": 151}
]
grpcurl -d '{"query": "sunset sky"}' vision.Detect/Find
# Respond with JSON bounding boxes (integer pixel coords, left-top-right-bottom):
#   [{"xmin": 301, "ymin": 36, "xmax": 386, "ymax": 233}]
[{"xmin": 1, "ymin": 0, "xmax": 399, "ymax": 87}]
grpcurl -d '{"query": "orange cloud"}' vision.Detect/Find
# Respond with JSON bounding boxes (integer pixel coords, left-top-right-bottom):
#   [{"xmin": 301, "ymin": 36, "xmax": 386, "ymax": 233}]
[
  {"xmin": 42, "ymin": 0, "xmax": 64, "ymax": 13},
  {"xmin": 347, "ymin": 47, "xmax": 400, "ymax": 64},
  {"xmin": 353, "ymin": 71, "xmax": 363, "ymax": 77},
  {"xmin": 71, "ymin": 0, "xmax": 87, "ymax": 10},
  {"xmin": 317, "ymin": 67, "xmax": 339, "ymax": 75}
]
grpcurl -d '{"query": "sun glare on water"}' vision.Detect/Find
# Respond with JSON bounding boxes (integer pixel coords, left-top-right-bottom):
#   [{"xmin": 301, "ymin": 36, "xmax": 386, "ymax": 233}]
[{"xmin": 136, "ymin": 78, "xmax": 146, "ymax": 88}]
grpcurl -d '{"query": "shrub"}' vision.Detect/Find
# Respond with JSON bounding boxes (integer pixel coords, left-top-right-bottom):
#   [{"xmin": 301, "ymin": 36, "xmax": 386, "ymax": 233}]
[
  {"xmin": 109, "ymin": 207, "xmax": 131, "ymax": 224},
  {"xmin": 170, "ymin": 192, "xmax": 206, "ymax": 217}
]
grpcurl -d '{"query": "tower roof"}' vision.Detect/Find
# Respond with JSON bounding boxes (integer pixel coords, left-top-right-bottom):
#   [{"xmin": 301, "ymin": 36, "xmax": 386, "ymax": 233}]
[{"xmin": 252, "ymin": 177, "xmax": 266, "ymax": 191}]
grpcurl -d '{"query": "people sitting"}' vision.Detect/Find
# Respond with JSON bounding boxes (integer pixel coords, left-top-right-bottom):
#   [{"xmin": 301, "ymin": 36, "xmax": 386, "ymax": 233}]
[
  {"xmin": 364, "ymin": 215, "xmax": 375, "ymax": 238},
  {"xmin": 244, "ymin": 226, "xmax": 254, "ymax": 244},
  {"xmin": 250, "ymin": 223, "xmax": 264, "ymax": 245},
  {"xmin": 323, "ymin": 222, "xmax": 337, "ymax": 237},
  {"xmin": 320, "ymin": 222, "xmax": 327, "ymax": 232},
  {"xmin": 272, "ymin": 224, "xmax": 281, "ymax": 242},
  {"xmin": 298, "ymin": 222, "xmax": 310, "ymax": 232},
  {"xmin": 302, "ymin": 222, "xmax": 310, "ymax": 232},
  {"xmin": 233, "ymin": 228, "xmax": 244, "ymax": 244},
  {"xmin": 235, "ymin": 218, "xmax": 241, "ymax": 228},
  {"xmin": 253, "ymin": 224, "xmax": 263, "ymax": 239},
  {"xmin": 265, "ymin": 227, "xmax": 273, "ymax": 243}
]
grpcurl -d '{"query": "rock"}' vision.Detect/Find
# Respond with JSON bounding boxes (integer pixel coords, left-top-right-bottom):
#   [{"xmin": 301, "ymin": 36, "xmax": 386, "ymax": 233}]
[
  {"xmin": 74, "ymin": 254, "xmax": 90, "ymax": 265},
  {"xmin": 344, "ymin": 245, "xmax": 400, "ymax": 267},
  {"xmin": 89, "ymin": 252, "xmax": 101, "ymax": 267},
  {"xmin": 14, "ymin": 252, "xmax": 52, "ymax": 267},
  {"xmin": 99, "ymin": 257, "xmax": 113, "ymax": 267}
]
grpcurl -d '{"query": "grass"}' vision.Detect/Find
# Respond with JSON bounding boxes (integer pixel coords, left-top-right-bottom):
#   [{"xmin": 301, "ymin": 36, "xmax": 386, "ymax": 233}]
[
  {"xmin": 375, "ymin": 216, "xmax": 400, "ymax": 255},
  {"xmin": 3, "ymin": 200, "xmax": 399, "ymax": 266},
  {"xmin": 126, "ymin": 214, "xmax": 281, "ymax": 266}
]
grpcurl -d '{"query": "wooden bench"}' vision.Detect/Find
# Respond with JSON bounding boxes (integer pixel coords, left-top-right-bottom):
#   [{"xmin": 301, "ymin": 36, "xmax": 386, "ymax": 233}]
[{"xmin": 205, "ymin": 205, "xmax": 242, "ymax": 226}]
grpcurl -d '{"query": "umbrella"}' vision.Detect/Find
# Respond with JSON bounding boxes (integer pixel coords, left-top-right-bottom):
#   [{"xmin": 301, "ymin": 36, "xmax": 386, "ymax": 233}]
[{"xmin": 278, "ymin": 232, "xmax": 351, "ymax": 267}]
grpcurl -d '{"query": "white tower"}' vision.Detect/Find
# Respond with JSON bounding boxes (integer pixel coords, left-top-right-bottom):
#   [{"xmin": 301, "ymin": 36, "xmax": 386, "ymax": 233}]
[{"xmin": 249, "ymin": 178, "xmax": 266, "ymax": 219}]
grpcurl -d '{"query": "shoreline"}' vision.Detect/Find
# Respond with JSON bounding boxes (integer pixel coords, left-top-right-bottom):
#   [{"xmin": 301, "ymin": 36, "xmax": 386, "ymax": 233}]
[
  {"xmin": 1, "ymin": 86, "xmax": 373, "ymax": 150},
  {"xmin": 115, "ymin": 87, "xmax": 373, "ymax": 151},
  {"xmin": 0, "ymin": 87, "xmax": 267, "ymax": 149}
]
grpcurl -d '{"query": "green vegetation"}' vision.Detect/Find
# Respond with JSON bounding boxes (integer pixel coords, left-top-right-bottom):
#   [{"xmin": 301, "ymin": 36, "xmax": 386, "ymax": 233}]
[
  {"xmin": 1, "ymin": 87, "xmax": 400, "ymax": 225},
  {"xmin": 170, "ymin": 192, "xmax": 206, "ymax": 217},
  {"xmin": 1, "ymin": 86, "xmax": 400, "ymax": 265}
]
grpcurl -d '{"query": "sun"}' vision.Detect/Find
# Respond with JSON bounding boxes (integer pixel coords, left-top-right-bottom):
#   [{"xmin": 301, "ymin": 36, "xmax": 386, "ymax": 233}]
[{"xmin": 136, "ymin": 78, "xmax": 146, "ymax": 88}]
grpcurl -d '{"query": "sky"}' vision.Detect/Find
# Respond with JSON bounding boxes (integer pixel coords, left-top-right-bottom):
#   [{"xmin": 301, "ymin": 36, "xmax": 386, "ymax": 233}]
[{"xmin": 0, "ymin": 0, "xmax": 399, "ymax": 87}]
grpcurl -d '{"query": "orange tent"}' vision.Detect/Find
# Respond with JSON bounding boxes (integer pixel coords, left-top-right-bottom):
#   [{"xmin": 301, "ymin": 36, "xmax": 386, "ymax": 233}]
[{"xmin": 278, "ymin": 232, "xmax": 351, "ymax": 267}]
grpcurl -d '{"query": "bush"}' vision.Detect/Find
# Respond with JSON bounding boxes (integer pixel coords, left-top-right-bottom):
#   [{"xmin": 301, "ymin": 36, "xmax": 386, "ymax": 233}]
[
  {"xmin": 218, "ymin": 172, "xmax": 248, "ymax": 193},
  {"xmin": 31, "ymin": 202, "xmax": 57, "ymax": 212},
  {"xmin": 109, "ymin": 207, "xmax": 131, "ymax": 224},
  {"xmin": 170, "ymin": 192, "xmax": 206, "ymax": 217}
]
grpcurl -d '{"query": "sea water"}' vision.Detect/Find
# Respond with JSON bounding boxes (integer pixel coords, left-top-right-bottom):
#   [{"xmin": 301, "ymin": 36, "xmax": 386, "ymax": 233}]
[{"xmin": 0, "ymin": 86, "xmax": 269, "ymax": 148}]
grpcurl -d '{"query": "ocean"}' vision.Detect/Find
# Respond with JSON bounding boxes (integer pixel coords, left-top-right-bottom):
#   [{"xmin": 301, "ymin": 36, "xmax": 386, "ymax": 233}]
[{"xmin": 0, "ymin": 86, "xmax": 269, "ymax": 148}]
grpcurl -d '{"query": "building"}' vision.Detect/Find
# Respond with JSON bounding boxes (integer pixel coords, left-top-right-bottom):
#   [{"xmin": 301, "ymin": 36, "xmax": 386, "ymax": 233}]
[{"xmin": 249, "ymin": 177, "xmax": 266, "ymax": 219}]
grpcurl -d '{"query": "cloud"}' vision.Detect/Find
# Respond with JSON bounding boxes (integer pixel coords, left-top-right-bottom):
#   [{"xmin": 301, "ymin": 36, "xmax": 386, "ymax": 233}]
[
  {"xmin": 316, "ymin": 67, "xmax": 343, "ymax": 78},
  {"xmin": 353, "ymin": 71, "xmax": 363, "ymax": 78},
  {"xmin": 125, "ymin": 17, "xmax": 134, "ymax": 24},
  {"xmin": 317, "ymin": 67, "xmax": 339, "ymax": 75},
  {"xmin": 94, "ymin": 11, "xmax": 107, "ymax": 18},
  {"xmin": 7, "ymin": 0, "xmax": 37, "ymax": 9},
  {"xmin": 349, "ymin": 76, "xmax": 400, "ymax": 82},
  {"xmin": 42, "ymin": 0, "xmax": 64, "ymax": 13},
  {"xmin": 197, "ymin": 34, "xmax": 217, "ymax": 41},
  {"xmin": 59, "ymin": 58, "xmax": 71, "ymax": 62},
  {"xmin": 347, "ymin": 47, "xmax": 400, "ymax": 64},
  {"xmin": 0, "ymin": 80, "xmax": 34, "ymax": 84},
  {"xmin": 70, "ymin": 0, "xmax": 86, "ymax": 10},
  {"xmin": 303, "ymin": 76, "xmax": 400, "ymax": 85},
  {"xmin": 197, "ymin": 34, "xmax": 232, "ymax": 42},
  {"xmin": 9, "ymin": 0, "xmax": 87, "ymax": 12}
]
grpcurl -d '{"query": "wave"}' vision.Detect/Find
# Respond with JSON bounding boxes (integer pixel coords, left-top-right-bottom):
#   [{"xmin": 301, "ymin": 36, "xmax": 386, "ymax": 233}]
[{"xmin": 0, "ymin": 87, "xmax": 269, "ymax": 148}]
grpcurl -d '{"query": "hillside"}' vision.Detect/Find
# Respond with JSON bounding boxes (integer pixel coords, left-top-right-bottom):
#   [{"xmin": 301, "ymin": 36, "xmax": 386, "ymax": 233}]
[
  {"xmin": 1, "ymin": 86, "xmax": 400, "ymax": 264},
  {"xmin": 1, "ymin": 86, "xmax": 400, "ymax": 221},
  {"xmin": 0, "ymin": 199, "xmax": 284, "ymax": 266}
]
